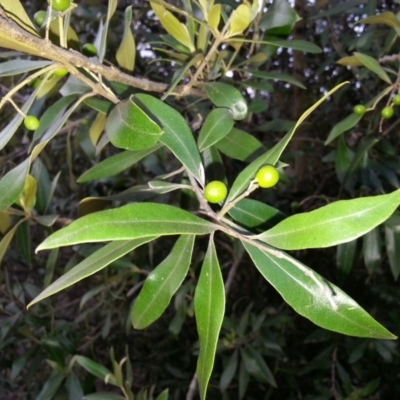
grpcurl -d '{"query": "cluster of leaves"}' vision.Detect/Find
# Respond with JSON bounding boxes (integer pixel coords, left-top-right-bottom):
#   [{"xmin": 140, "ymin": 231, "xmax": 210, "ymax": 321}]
[{"xmin": 1, "ymin": 0, "xmax": 400, "ymax": 399}]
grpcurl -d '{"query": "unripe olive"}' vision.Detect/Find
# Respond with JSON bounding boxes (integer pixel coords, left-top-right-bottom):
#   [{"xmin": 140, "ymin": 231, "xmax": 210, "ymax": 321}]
[
  {"xmin": 51, "ymin": 0, "xmax": 71, "ymax": 12},
  {"xmin": 24, "ymin": 115, "xmax": 40, "ymax": 131},
  {"xmin": 204, "ymin": 181, "xmax": 228, "ymax": 204},
  {"xmin": 82, "ymin": 43, "xmax": 98, "ymax": 57},
  {"xmin": 381, "ymin": 106, "xmax": 394, "ymax": 120},
  {"xmin": 353, "ymin": 104, "xmax": 366, "ymax": 116},
  {"xmin": 255, "ymin": 165, "xmax": 279, "ymax": 188}
]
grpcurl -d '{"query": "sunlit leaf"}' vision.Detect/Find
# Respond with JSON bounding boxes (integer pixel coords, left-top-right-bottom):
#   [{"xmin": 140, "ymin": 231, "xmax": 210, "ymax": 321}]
[
  {"xmin": 243, "ymin": 241, "xmax": 396, "ymax": 339},
  {"xmin": 116, "ymin": 6, "xmax": 136, "ymax": 72},
  {"xmin": 354, "ymin": 52, "xmax": 392, "ymax": 83},
  {"xmin": 257, "ymin": 190, "xmax": 400, "ymax": 250},
  {"xmin": 36, "ymin": 203, "xmax": 217, "ymax": 251},
  {"xmin": 228, "ymin": 3, "xmax": 251, "ymax": 37}
]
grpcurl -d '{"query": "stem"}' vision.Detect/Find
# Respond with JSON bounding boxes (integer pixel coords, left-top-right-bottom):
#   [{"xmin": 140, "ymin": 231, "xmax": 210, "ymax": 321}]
[{"xmin": 8, "ymin": 98, "xmax": 27, "ymax": 118}]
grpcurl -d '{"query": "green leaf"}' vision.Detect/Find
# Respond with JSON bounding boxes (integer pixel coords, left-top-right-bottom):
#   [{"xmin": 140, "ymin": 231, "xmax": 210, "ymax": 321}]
[
  {"xmin": 0, "ymin": 219, "xmax": 25, "ymax": 267},
  {"xmin": 241, "ymin": 347, "xmax": 276, "ymax": 386},
  {"xmin": 198, "ymin": 108, "xmax": 234, "ymax": 152},
  {"xmin": 264, "ymin": 38, "xmax": 322, "ymax": 53},
  {"xmin": 0, "ymin": 159, "xmax": 30, "ymax": 211},
  {"xmin": 325, "ymin": 113, "xmax": 362, "ymax": 145},
  {"xmin": 98, "ymin": 0, "xmax": 118, "ymax": 62},
  {"xmin": 354, "ymin": 52, "xmax": 392, "ymax": 84},
  {"xmin": 28, "ymin": 238, "xmax": 154, "ymax": 308},
  {"xmin": 132, "ymin": 235, "xmax": 195, "ymax": 329},
  {"xmin": 77, "ymin": 144, "xmax": 162, "ymax": 183},
  {"xmin": 155, "ymin": 389, "xmax": 169, "ymax": 400},
  {"xmin": 249, "ymin": 70, "xmax": 306, "ymax": 89},
  {"xmin": 36, "ymin": 372, "xmax": 65, "ymax": 400},
  {"xmin": 116, "ymin": 6, "xmax": 136, "ymax": 72},
  {"xmin": 36, "ymin": 203, "xmax": 217, "ymax": 251},
  {"xmin": 257, "ymin": 190, "xmax": 400, "ymax": 250},
  {"xmin": 195, "ymin": 235, "xmax": 225, "ymax": 400},
  {"xmin": 83, "ymin": 394, "xmax": 125, "ymax": 400},
  {"xmin": 203, "ymin": 82, "xmax": 248, "ymax": 121},
  {"xmin": 135, "ymin": 93, "xmax": 204, "ymax": 185},
  {"xmin": 243, "ymin": 241, "xmax": 396, "ymax": 339},
  {"xmin": 358, "ymin": 11, "xmax": 400, "ymax": 28},
  {"xmin": 226, "ymin": 82, "xmax": 348, "ymax": 202},
  {"xmin": 0, "ymin": 60, "xmax": 53, "ymax": 77},
  {"xmin": 336, "ymin": 239, "xmax": 357, "ymax": 276},
  {"xmin": 220, "ymin": 350, "xmax": 238, "ymax": 392},
  {"xmin": 215, "ymin": 128, "xmax": 264, "ymax": 162},
  {"xmin": 260, "ymin": 0, "xmax": 301, "ymax": 35},
  {"xmin": 106, "ymin": 96, "xmax": 163, "ymax": 150},
  {"xmin": 74, "ymin": 356, "xmax": 118, "ymax": 386},
  {"xmin": 384, "ymin": 212, "xmax": 400, "ymax": 280},
  {"xmin": 362, "ymin": 228, "xmax": 382, "ymax": 274},
  {"xmin": 228, "ymin": 198, "xmax": 285, "ymax": 229}
]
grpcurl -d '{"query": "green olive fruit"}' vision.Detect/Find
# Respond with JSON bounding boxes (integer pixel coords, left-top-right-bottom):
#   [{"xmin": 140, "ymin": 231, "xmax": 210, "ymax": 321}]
[
  {"xmin": 204, "ymin": 181, "xmax": 228, "ymax": 204},
  {"xmin": 393, "ymin": 94, "xmax": 400, "ymax": 106},
  {"xmin": 255, "ymin": 165, "xmax": 279, "ymax": 189},
  {"xmin": 24, "ymin": 115, "xmax": 40, "ymax": 131},
  {"xmin": 53, "ymin": 68, "xmax": 69, "ymax": 77},
  {"xmin": 353, "ymin": 104, "xmax": 366, "ymax": 116},
  {"xmin": 381, "ymin": 106, "xmax": 394, "ymax": 120},
  {"xmin": 51, "ymin": 0, "xmax": 71, "ymax": 12},
  {"xmin": 82, "ymin": 43, "xmax": 98, "ymax": 57},
  {"xmin": 34, "ymin": 10, "xmax": 46, "ymax": 26}
]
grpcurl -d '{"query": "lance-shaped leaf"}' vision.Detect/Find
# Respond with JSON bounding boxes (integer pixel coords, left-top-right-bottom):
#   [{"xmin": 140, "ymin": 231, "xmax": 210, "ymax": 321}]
[
  {"xmin": 36, "ymin": 203, "xmax": 217, "ymax": 251},
  {"xmin": 77, "ymin": 144, "xmax": 162, "ymax": 183},
  {"xmin": 228, "ymin": 3, "xmax": 251, "ymax": 37},
  {"xmin": 135, "ymin": 94, "xmax": 204, "ymax": 185},
  {"xmin": 195, "ymin": 235, "xmax": 225, "ymax": 400},
  {"xmin": 354, "ymin": 52, "xmax": 392, "ymax": 84},
  {"xmin": 325, "ymin": 113, "xmax": 362, "ymax": 144},
  {"xmin": 358, "ymin": 11, "xmax": 400, "ymax": 28},
  {"xmin": 106, "ymin": 96, "xmax": 163, "ymax": 150},
  {"xmin": 132, "ymin": 235, "xmax": 195, "ymax": 329},
  {"xmin": 116, "ymin": 6, "xmax": 136, "ymax": 72},
  {"xmin": 198, "ymin": 108, "xmax": 234, "ymax": 152},
  {"xmin": 204, "ymin": 83, "xmax": 248, "ymax": 121},
  {"xmin": 257, "ymin": 190, "xmax": 400, "ymax": 250},
  {"xmin": 0, "ymin": 60, "xmax": 53, "ymax": 77},
  {"xmin": 28, "ymin": 238, "xmax": 155, "ymax": 308},
  {"xmin": 243, "ymin": 241, "xmax": 396, "ymax": 339}
]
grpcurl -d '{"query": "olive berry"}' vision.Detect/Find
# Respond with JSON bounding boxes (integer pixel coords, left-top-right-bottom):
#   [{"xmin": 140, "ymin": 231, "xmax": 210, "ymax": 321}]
[
  {"xmin": 353, "ymin": 104, "xmax": 366, "ymax": 116},
  {"xmin": 82, "ymin": 43, "xmax": 98, "ymax": 57},
  {"xmin": 34, "ymin": 10, "xmax": 46, "ymax": 26},
  {"xmin": 53, "ymin": 68, "xmax": 69, "ymax": 77},
  {"xmin": 51, "ymin": 0, "xmax": 71, "ymax": 12},
  {"xmin": 393, "ymin": 94, "xmax": 400, "ymax": 106},
  {"xmin": 24, "ymin": 115, "xmax": 40, "ymax": 131},
  {"xmin": 204, "ymin": 181, "xmax": 228, "ymax": 204},
  {"xmin": 255, "ymin": 165, "xmax": 279, "ymax": 188},
  {"xmin": 381, "ymin": 106, "xmax": 394, "ymax": 120}
]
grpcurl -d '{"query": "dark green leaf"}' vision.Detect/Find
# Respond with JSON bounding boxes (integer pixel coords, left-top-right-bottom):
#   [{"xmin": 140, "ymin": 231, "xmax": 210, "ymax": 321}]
[
  {"xmin": 107, "ymin": 96, "xmax": 163, "ymax": 150},
  {"xmin": 204, "ymin": 82, "xmax": 248, "ymax": 120},
  {"xmin": 198, "ymin": 108, "xmax": 234, "ymax": 152},
  {"xmin": 135, "ymin": 94, "xmax": 204, "ymax": 184}
]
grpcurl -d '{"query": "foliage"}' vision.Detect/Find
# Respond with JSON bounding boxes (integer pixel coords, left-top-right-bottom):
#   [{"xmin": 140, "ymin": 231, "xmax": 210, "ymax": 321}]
[{"xmin": 1, "ymin": 0, "xmax": 400, "ymax": 399}]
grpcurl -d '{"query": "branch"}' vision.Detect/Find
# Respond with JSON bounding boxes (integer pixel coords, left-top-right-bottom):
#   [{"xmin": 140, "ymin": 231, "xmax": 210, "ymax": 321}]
[{"xmin": 0, "ymin": 7, "xmax": 203, "ymax": 98}]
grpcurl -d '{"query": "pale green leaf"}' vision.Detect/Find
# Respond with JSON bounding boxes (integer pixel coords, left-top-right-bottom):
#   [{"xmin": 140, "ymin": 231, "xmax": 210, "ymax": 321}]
[
  {"xmin": 228, "ymin": 3, "xmax": 251, "ymax": 37},
  {"xmin": 116, "ymin": 6, "xmax": 136, "ymax": 72},
  {"xmin": 354, "ymin": 52, "xmax": 392, "ymax": 84}
]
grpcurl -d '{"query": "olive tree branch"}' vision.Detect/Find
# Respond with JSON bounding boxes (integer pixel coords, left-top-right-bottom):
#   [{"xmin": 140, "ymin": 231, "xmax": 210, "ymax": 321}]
[{"xmin": 0, "ymin": 6, "xmax": 203, "ymax": 98}]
